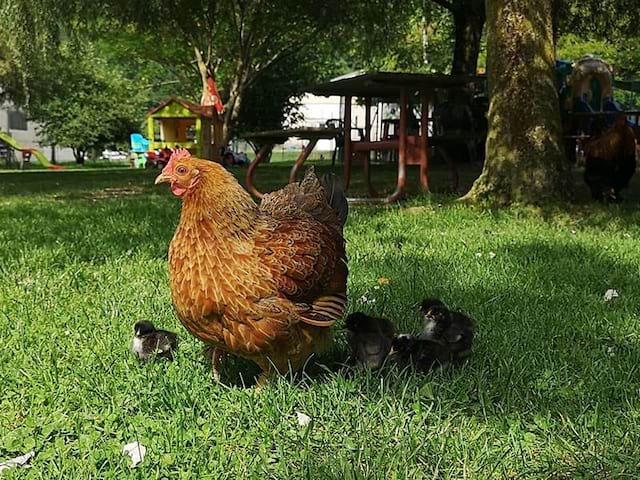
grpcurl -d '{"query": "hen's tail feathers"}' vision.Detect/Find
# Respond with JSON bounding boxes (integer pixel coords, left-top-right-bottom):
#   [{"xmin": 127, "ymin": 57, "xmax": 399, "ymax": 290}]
[
  {"xmin": 300, "ymin": 294, "xmax": 347, "ymax": 327},
  {"xmin": 319, "ymin": 173, "xmax": 348, "ymax": 228}
]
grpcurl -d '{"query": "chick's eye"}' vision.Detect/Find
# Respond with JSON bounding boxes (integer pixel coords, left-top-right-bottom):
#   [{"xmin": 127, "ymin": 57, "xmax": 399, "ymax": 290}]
[{"xmin": 176, "ymin": 166, "xmax": 188, "ymax": 175}]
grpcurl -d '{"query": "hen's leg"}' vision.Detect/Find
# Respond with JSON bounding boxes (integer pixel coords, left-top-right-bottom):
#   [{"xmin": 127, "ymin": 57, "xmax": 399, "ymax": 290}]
[
  {"xmin": 255, "ymin": 372, "xmax": 270, "ymax": 390},
  {"xmin": 211, "ymin": 348, "xmax": 226, "ymax": 382}
]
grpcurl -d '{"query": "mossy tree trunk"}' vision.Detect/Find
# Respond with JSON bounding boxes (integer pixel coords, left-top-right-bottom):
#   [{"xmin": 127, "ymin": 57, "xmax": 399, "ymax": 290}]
[
  {"xmin": 451, "ymin": 0, "xmax": 486, "ymax": 75},
  {"xmin": 462, "ymin": 0, "xmax": 570, "ymax": 204}
]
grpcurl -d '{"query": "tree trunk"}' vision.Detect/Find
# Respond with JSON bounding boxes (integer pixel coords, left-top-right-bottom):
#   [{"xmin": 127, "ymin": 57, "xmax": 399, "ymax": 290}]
[
  {"xmin": 72, "ymin": 147, "xmax": 85, "ymax": 165},
  {"xmin": 451, "ymin": 0, "xmax": 485, "ymax": 75},
  {"xmin": 461, "ymin": 0, "xmax": 569, "ymax": 204},
  {"xmin": 194, "ymin": 46, "xmax": 215, "ymax": 161},
  {"xmin": 194, "ymin": 46, "xmax": 210, "ymax": 106},
  {"xmin": 221, "ymin": 69, "xmax": 249, "ymax": 148}
]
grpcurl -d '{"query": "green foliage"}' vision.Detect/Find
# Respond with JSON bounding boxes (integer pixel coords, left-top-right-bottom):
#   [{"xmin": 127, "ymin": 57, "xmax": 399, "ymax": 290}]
[
  {"xmin": 337, "ymin": 1, "xmax": 454, "ymax": 73},
  {"xmin": 557, "ymin": 33, "xmax": 640, "ymax": 78},
  {"xmin": 30, "ymin": 40, "xmax": 144, "ymax": 160},
  {"xmin": 556, "ymin": 33, "xmax": 640, "ymax": 108},
  {"xmin": 555, "ymin": 0, "xmax": 640, "ymax": 41},
  {"xmin": 1, "ymin": 167, "xmax": 640, "ymax": 477},
  {"xmin": 0, "ymin": 0, "xmax": 77, "ymax": 105}
]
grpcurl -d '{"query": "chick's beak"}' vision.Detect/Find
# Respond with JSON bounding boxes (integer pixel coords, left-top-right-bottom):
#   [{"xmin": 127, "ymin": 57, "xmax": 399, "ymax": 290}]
[{"xmin": 154, "ymin": 171, "xmax": 172, "ymax": 185}]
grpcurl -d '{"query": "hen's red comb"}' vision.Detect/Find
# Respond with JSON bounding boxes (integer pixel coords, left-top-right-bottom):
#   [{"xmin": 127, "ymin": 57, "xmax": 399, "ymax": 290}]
[{"xmin": 162, "ymin": 147, "xmax": 191, "ymax": 174}]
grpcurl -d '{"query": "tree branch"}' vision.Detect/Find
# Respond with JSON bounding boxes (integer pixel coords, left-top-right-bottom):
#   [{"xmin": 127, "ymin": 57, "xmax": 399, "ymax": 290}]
[{"xmin": 430, "ymin": 0, "xmax": 456, "ymax": 12}]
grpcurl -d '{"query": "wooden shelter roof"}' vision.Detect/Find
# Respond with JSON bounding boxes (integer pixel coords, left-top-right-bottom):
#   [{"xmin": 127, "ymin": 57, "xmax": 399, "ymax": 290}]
[
  {"xmin": 307, "ymin": 71, "xmax": 484, "ymax": 98},
  {"xmin": 147, "ymin": 97, "xmax": 221, "ymax": 120}
]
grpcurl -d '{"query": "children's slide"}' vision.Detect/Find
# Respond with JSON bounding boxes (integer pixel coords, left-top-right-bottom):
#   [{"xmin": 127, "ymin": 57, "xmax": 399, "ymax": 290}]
[{"xmin": 0, "ymin": 131, "xmax": 54, "ymax": 168}]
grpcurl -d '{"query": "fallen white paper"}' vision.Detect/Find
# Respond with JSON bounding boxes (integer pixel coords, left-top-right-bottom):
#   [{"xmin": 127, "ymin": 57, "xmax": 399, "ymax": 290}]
[
  {"xmin": 296, "ymin": 412, "xmax": 311, "ymax": 427},
  {"xmin": 0, "ymin": 451, "xmax": 35, "ymax": 472},
  {"xmin": 604, "ymin": 289, "xmax": 619, "ymax": 302},
  {"xmin": 122, "ymin": 441, "xmax": 146, "ymax": 468}
]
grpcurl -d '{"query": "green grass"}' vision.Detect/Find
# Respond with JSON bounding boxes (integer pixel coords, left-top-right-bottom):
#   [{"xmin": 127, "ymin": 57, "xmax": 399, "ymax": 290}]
[{"xmin": 1, "ymin": 163, "xmax": 640, "ymax": 478}]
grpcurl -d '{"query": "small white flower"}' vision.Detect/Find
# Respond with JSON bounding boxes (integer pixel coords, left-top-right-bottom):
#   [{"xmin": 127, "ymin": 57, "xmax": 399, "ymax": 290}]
[
  {"xmin": 475, "ymin": 252, "xmax": 483, "ymax": 258},
  {"xmin": 603, "ymin": 289, "xmax": 619, "ymax": 302},
  {"xmin": 126, "ymin": 249, "xmax": 133, "ymax": 256},
  {"xmin": 296, "ymin": 411, "xmax": 312, "ymax": 427},
  {"xmin": 373, "ymin": 285, "xmax": 380, "ymax": 290},
  {"xmin": 570, "ymin": 230, "xmax": 577, "ymax": 235},
  {"xmin": 623, "ymin": 233, "xmax": 631, "ymax": 239},
  {"xmin": 64, "ymin": 330, "xmax": 72, "ymax": 336},
  {"xmin": 122, "ymin": 441, "xmax": 146, "ymax": 468},
  {"xmin": 488, "ymin": 251, "xmax": 496, "ymax": 259},
  {"xmin": 606, "ymin": 346, "xmax": 615, "ymax": 357}
]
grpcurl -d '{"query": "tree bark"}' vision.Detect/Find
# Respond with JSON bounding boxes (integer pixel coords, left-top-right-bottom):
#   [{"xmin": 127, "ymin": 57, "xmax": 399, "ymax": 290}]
[
  {"xmin": 451, "ymin": 0, "xmax": 485, "ymax": 75},
  {"xmin": 72, "ymin": 147, "xmax": 85, "ymax": 165},
  {"xmin": 461, "ymin": 0, "xmax": 570, "ymax": 204},
  {"xmin": 221, "ymin": 67, "xmax": 249, "ymax": 148},
  {"xmin": 194, "ymin": 46, "xmax": 215, "ymax": 161}
]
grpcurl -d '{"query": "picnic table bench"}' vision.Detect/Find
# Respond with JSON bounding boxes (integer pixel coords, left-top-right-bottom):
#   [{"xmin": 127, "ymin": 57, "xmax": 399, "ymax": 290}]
[{"xmin": 243, "ymin": 127, "xmax": 341, "ymax": 199}]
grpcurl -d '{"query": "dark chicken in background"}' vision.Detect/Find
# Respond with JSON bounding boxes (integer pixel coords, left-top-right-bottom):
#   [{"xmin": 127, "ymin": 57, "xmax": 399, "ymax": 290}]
[{"xmin": 583, "ymin": 115, "xmax": 637, "ymax": 202}]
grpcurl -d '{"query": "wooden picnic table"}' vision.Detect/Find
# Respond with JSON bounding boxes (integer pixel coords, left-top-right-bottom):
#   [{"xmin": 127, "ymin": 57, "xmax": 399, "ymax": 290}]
[
  {"xmin": 308, "ymin": 71, "xmax": 483, "ymax": 203},
  {"xmin": 243, "ymin": 127, "xmax": 341, "ymax": 199}
]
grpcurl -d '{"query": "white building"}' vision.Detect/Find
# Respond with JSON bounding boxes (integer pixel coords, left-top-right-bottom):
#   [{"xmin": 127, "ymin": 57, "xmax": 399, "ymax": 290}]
[
  {"xmin": 285, "ymin": 94, "xmax": 385, "ymax": 151},
  {"xmin": 0, "ymin": 102, "xmax": 75, "ymax": 163}
]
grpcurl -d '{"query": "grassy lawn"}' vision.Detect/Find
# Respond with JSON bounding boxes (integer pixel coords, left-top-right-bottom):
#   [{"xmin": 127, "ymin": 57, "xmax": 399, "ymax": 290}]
[{"xmin": 1, "ymin": 162, "xmax": 640, "ymax": 478}]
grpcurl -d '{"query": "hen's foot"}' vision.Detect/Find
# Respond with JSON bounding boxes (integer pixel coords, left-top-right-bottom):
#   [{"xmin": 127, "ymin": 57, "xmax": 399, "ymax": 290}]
[{"xmin": 253, "ymin": 372, "xmax": 272, "ymax": 392}]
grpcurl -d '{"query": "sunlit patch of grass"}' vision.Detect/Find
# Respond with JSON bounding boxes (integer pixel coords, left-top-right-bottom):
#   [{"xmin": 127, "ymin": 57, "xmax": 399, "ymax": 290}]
[{"xmin": 1, "ymin": 165, "xmax": 640, "ymax": 478}]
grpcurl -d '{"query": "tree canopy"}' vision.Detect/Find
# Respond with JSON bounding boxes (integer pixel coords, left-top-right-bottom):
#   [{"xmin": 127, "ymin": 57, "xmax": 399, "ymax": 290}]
[{"xmin": 1, "ymin": 0, "xmax": 639, "ymax": 203}]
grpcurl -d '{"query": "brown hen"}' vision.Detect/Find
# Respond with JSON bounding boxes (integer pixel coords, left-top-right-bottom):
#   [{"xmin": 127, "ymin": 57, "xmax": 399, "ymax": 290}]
[{"xmin": 155, "ymin": 149, "xmax": 348, "ymax": 384}]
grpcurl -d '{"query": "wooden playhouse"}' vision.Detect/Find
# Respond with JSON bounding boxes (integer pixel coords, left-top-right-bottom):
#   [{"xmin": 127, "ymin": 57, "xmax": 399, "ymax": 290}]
[{"xmin": 146, "ymin": 98, "xmax": 223, "ymax": 161}]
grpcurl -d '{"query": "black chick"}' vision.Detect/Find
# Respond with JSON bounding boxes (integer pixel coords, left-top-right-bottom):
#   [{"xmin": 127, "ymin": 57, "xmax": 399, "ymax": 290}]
[
  {"xmin": 131, "ymin": 320, "xmax": 179, "ymax": 361},
  {"xmin": 390, "ymin": 334, "xmax": 456, "ymax": 371},
  {"xmin": 345, "ymin": 312, "xmax": 395, "ymax": 369},
  {"xmin": 419, "ymin": 298, "xmax": 474, "ymax": 360}
]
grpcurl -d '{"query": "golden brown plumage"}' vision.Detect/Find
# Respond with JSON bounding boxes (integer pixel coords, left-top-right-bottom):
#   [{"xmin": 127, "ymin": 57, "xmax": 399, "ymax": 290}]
[{"xmin": 155, "ymin": 150, "xmax": 348, "ymax": 381}]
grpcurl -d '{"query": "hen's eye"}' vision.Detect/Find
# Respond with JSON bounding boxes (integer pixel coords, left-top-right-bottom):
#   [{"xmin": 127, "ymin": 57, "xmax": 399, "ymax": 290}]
[{"xmin": 176, "ymin": 166, "xmax": 188, "ymax": 175}]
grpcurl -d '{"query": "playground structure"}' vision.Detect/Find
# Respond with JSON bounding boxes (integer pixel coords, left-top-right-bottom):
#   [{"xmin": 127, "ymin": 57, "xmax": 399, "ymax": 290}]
[
  {"xmin": 146, "ymin": 98, "xmax": 224, "ymax": 162},
  {"xmin": 0, "ymin": 131, "xmax": 55, "ymax": 169}
]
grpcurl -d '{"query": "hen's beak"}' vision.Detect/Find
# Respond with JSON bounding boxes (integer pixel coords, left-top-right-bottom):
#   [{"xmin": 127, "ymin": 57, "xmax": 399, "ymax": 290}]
[{"xmin": 154, "ymin": 172, "xmax": 171, "ymax": 185}]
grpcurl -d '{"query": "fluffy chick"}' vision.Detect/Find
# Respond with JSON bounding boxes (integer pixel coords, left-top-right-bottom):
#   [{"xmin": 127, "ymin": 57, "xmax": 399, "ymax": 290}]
[
  {"xmin": 419, "ymin": 298, "xmax": 474, "ymax": 359},
  {"xmin": 131, "ymin": 320, "xmax": 179, "ymax": 361},
  {"xmin": 390, "ymin": 335, "xmax": 455, "ymax": 371},
  {"xmin": 345, "ymin": 312, "xmax": 395, "ymax": 369}
]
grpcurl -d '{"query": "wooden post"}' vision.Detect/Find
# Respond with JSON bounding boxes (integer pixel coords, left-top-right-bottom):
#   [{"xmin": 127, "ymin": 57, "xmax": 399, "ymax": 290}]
[
  {"xmin": 386, "ymin": 88, "xmax": 408, "ymax": 203},
  {"xmin": 343, "ymin": 95, "xmax": 352, "ymax": 190},
  {"xmin": 363, "ymin": 96, "xmax": 377, "ymax": 196},
  {"xmin": 245, "ymin": 143, "xmax": 274, "ymax": 199},
  {"xmin": 419, "ymin": 90, "xmax": 430, "ymax": 192},
  {"xmin": 289, "ymin": 138, "xmax": 319, "ymax": 184}
]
